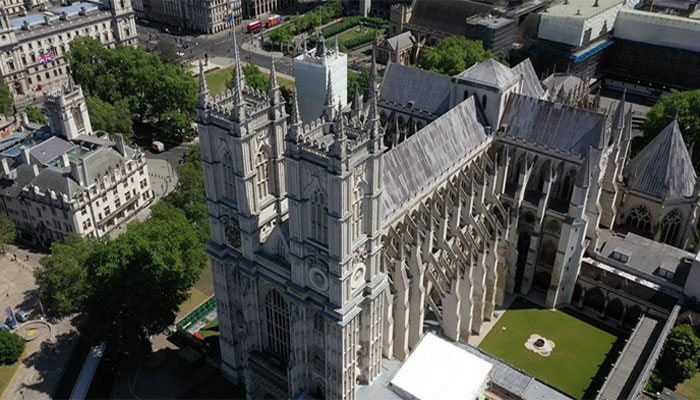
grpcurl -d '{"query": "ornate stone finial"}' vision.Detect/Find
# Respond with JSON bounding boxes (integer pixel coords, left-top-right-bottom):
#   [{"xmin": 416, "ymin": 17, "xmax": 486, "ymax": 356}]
[
  {"xmin": 198, "ymin": 60, "xmax": 210, "ymax": 108},
  {"xmin": 324, "ymin": 70, "xmax": 335, "ymax": 121},
  {"xmin": 330, "ymin": 105, "xmax": 347, "ymax": 159},
  {"xmin": 269, "ymin": 55, "xmax": 281, "ymax": 106},
  {"xmin": 231, "ymin": 24, "xmax": 246, "ymax": 119},
  {"xmin": 287, "ymin": 89, "xmax": 301, "ymax": 141}
]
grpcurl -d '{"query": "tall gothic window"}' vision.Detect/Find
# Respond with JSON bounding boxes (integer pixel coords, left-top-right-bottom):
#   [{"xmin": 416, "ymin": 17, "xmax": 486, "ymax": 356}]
[
  {"xmin": 310, "ymin": 190, "xmax": 328, "ymax": 244},
  {"xmin": 539, "ymin": 241, "xmax": 557, "ymax": 266},
  {"xmin": 223, "ymin": 151, "xmax": 236, "ymax": 200},
  {"xmin": 626, "ymin": 204, "xmax": 652, "ymax": 233},
  {"xmin": 256, "ymin": 149, "xmax": 271, "ymax": 200},
  {"xmin": 352, "ymin": 185, "xmax": 364, "ymax": 241},
  {"xmin": 660, "ymin": 209, "xmax": 682, "ymax": 245},
  {"xmin": 265, "ymin": 289, "xmax": 290, "ymax": 359}
]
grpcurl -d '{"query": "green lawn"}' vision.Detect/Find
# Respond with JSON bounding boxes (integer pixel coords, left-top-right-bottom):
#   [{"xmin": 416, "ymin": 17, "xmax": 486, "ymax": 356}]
[
  {"xmin": 178, "ymin": 287, "xmax": 210, "ymax": 320},
  {"xmin": 0, "ymin": 360, "xmax": 21, "ymax": 398},
  {"xmin": 478, "ymin": 300, "xmax": 618, "ymax": 399},
  {"xmin": 205, "ymin": 65, "xmax": 295, "ymax": 97},
  {"xmin": 336, "ymin": 26, "xmax": 373, "ymax": 42},
  {"xmin": 677, "ymin": 372, "xmax": 700, "ymax": 399},
  {"xmin": 199, "ymin": 318, "xmax": 219, "ymax": 338}
]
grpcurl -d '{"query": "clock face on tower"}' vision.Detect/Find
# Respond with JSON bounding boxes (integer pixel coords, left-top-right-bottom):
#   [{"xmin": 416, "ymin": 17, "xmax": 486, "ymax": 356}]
[{"xmin": 225, "ymin": 221, "xmax": 241, "ymax": 248}]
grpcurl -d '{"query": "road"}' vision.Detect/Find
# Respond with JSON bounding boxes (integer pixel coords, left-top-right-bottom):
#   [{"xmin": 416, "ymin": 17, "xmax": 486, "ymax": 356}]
[{"xmin": 137, "ymin": 20, "xmax": 295, "ymax": 76}]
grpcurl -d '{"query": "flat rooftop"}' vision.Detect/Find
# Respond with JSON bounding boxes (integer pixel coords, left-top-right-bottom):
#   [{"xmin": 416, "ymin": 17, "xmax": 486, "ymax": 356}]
[
  {"xmin": 10, "ymin": 1, "xmax": 102, "ymax": 31},
  {"xmin": 543, "ymin": 0, "xmax": 623, "ymax": 18}
]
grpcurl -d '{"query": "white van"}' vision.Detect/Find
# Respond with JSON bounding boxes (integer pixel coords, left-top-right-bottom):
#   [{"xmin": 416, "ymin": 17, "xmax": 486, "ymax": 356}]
[{"xmin": 151, "ymin": 140, "xmax": 165, "ymax": 153}]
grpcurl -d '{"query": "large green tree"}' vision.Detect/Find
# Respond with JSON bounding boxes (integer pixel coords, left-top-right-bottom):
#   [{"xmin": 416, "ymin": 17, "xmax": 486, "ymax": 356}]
[
  {"xmin": 0, "ymin": 331, "xmax": 25, "ymax": 364},
  {"xmin": 0, "ymin": 213, "xmax": 15, "ymax": 252},
  {"xmin": 78, "ymin": 203, "xmax": 206, "ymax": 355},
  {"xmin": 419, "ymin": 37, "xmax": 503, "ymax": 76},
  {"xmin": 639, "ymin": 90, "xmax": 700, "ymax": 170},
  {"xmin": 35, "ymin": 235, "xmax": 96, "ymax": 317},
  {"xmin": 25, "ymin": 105, "xmax": 47, "ymax": 124},
  {"xmin": 227, "ymin": 64, "xmax": 269, "ymax": 93},
  {"xmin": 65, "ymin": 37, "xmax": 197, "ymax": 143},
  {"xmin": 85, "ymin": 96, "xmax": 134, "ymax": 141},
  {"xmin": 165, "ymin": 145, "xmax": 208, "ymax": 241},
  {"xmin": 0, "ymin": 76, "xmax": 13, "ymax": 117},
  {"xmin": 651, "ymin": 325, "xmax": 700, "ymax": 391}
]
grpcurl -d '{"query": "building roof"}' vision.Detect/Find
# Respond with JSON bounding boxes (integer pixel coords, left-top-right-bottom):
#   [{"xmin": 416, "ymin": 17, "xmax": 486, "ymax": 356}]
[
  {"xmin": 382, "ymin": 96, "xmax": 488, "ymax": 221},
  {"xmin": 512, "ymin": 59, "xmax": 546, "ymax": 99},
  {"xmin": 409, "ymin": 0, "xmax": 494, "ymax": 36},
  {"xmin": 543, "ymin": 0, "xmax": 624, "ymax": 18},
  {"xmin": 379, "ymin": 62, "xmax": 454, "ymax": 117},
  {"xmin": 623, "ymin": 119, "xmax": 696, "ymax": 199},
  {"xmin": 543, "ymin": 74, "xmax": 585, "ymax": 96},
  {"xmin": 29, "ymin": 166, "xmax": 80, "ymax": 198},
  {"xmin": 9, "ymin": 1, "xmax": 102, "ymax": 30},
  {"xmin": 80, "ymin": 146, "xmax": 128, "ymax": 184},
  {"xmin": 29, "ymin": 136, "xmax": 74, "ymax": 165},
  {"xmin": 389, "ymin": 333, "xmax": 492, "ymax": 400},
  {"xmin": 597, "ymin": 230, "xmax": 693, "ymax": 287},
  {"xmin": 381, "ymin": 31, "xmax": 415, "ymax": 52},
  {"xmin": 500, "ymin": 93, "xmax": 606, "ymax": 156},
  {"xmin": 457, "ymin": 58, "xmax": 520, "ymax": 89}
]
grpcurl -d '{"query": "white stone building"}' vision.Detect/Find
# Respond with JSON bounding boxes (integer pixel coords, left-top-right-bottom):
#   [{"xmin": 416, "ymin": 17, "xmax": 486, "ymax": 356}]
[
  {"xmin": 1, "ymin": 0, "xmax": 48, "ymax": 16},
  {"xmin": 294, "ymin": 34, "xmax": 347, "ymax": 123},
  {"xmin": 0, "ymin": 82, "xmax": 154, "ymax": 245},
  {"xmin": 0, "ymin": 0, "xmax": 138, "ymax": 107},
  {"xmin": 133, "ymin": 0, "xmax": 242, "ymax": 34},
  {"xmin": 198, "ymin": 33, "xmax": 700, "ymax": 399}
]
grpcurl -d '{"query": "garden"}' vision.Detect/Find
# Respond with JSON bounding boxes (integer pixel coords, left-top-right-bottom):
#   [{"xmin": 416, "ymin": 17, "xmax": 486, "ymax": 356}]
[{"xmin": 478, "ymin": 299, "xmax": 621, "ymax": 399}]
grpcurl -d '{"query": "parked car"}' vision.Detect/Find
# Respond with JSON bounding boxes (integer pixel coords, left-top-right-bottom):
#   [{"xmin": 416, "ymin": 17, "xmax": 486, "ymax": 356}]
[
  {"xmin": 5, "ymin": 316, "xmax": 18, "ymax": 329},
  {"xmin": 15, "ymin": 310, "xmax": 28, "ymax": 322}
]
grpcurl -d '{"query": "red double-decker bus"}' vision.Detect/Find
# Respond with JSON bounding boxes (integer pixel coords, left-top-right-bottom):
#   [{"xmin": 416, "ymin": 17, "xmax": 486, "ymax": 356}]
[{"xmin": 247, "ymin": 20, "xmax": 262, "ymax": 33}]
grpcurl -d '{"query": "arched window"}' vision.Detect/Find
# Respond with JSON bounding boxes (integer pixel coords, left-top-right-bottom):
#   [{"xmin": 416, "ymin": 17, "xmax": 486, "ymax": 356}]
[
  {"xmin": 463, "ymin": 90, "xmax": 469, "ymax": 100},
  {"xmin": 276, "ymin": 238, "xmax": 286, "ymax": 259},
  {"xmin": 310, "ymin": 190, "xmax": 328, "ymax": 244},
  {"xmin": 560, "ymin": 169, "xmax": 576, "ymax": 201},
  {"xmin": 660, "ymin": 209, "xmax": 683, "ymax": 246},
  {"xmin": 482, "ymin": 94, "xmax": 487, "ymax": 108},
  {"xmin": 265, "ymin": 289, "xmax": 290, "ymax": 359},
  {"xmin": 256, "ymin": 149, "xmax": 271, "ymax": 200},
  {"xmin": 539, "ymin": 241, "xmax": 557, "ymax": 266},
  {"xmin": 223, "ymin": 151, "xmax": 236, "ymax": 200},
  {"xmin": 626, "ymin": 204, "xmax": 652, "ymax": 233},
  {"xmin": 352, "ymin": 185, "xmax": 364, "ymax": 241}
]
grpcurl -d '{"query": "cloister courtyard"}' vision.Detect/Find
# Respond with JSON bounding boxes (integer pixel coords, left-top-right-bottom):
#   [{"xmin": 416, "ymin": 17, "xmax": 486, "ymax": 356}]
[{"xmin": 478, "ymin": 299, "xmax": 623, "ymax": 399}]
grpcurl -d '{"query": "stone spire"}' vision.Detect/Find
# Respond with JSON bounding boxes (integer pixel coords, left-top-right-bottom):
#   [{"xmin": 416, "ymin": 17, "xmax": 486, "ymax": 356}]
[
  {"xmin": 231, "ymin": 25, "xmax": 246, "ymax": 121},
  {"xmin": 287, "ymin": 89, "xmax": 301, "ymax": 142},
  {"xmin": 351, "ymin": 85, "xmax": 362, "ymax": 119},
  {"xmin": 324, "ymin": 70, "xmax": 335, "ymax": 121},
  {"xmin": 367, "ymin": 45, "xmax": 381, "ymax": 140},
  {"xmin": 315, "ymin": 32, "xmax": 326, "ymax": 58},
  {"xmin": 198, "ymin": 60, "xmax": 209, "ymax": 109},
  {"xmin": 613, "ymin": 89, "xmax": 627, "ymax": 131},
  {"xmin": 331, "ymin": 106, "xmax": 347, "ymax": 159},
  {"xmin": 269, "ymin": 55, "xmax": 281, "ymax": 106}
]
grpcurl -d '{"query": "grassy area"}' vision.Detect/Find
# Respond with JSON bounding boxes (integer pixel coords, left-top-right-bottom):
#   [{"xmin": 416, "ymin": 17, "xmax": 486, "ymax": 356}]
[
  {"xmin": 199, "ymin": 318, "xmax": 219, "ymax": 338},
  {"xmin": 178, "ymin": 287, "xmax": 210, "ymax": 320},
  {"xmin": 337, "ymin": 26, "xmax": 374, "ymax": 42},
  {"xmin": 677, "ymin": 372, "xmax": 700, "ymax": 399},
  {"xmin": 0, "ymin": 360, "xmax": 21, "ymax": 398},
  {"xmin": 205, "ymin": 65, "xmax": 295, "ymax": 97},
  {"xmin": 478, "ymin": 300, "xmax": 618, "ymax": 399}
]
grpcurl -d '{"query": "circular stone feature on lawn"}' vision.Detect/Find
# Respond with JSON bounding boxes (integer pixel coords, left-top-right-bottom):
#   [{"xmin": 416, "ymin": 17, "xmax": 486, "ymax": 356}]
[
  {"xmin": 17, "ymin": 320, "xmax": 51, "ymax": 342},
  {"xmin": 525, "ymin": 334, "xmax": 555, "ymax": 356}
]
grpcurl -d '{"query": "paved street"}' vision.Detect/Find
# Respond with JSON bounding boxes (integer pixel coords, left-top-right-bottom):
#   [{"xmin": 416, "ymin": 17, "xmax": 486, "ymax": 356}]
[{"xmin": 0, "ymin": 245, "xmax": 77, "ymax": 400}]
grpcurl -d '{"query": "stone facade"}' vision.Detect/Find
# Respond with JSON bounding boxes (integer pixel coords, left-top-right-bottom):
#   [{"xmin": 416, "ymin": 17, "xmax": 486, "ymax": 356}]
[
  {"xmin": 133, "ymin": 0, "xmax": 242, "ymax": 34},
  {"xmin": 0, "ymin": 0, "xmax": 138, "ymax": 107}
]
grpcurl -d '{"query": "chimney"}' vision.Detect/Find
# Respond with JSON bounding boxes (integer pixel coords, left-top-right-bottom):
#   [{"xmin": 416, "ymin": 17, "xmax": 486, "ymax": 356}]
[
  {"xmin": 61, "ymin": 153, "xmax": 70, "ymax": 168},
  {"xmin": 114, "ymin": 133, "xmax": 126, "ymax": 156},
  {"xmin": 20, "ymin": 112, "xmax": 28, "ymax": 127},
  {"xmin": 1, "ymin": 158, "xmax": 9, "ymax": 176},
  {"xmin": 21, "ymin": 146, "xmax": 30, "ymax": 165},
  {"xmin": 70, "ymin": 160, "xmax": 85, "ymax": 186},
  {"xmin": 32, "ymin": 164, "xmax": 39, "ymax": 177}
]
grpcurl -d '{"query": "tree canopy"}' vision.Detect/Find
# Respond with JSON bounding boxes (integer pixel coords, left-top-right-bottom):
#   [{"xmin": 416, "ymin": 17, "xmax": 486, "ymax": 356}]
[
  {"xmin": 164, "ymin": 144, "xmax": 208, "ymax": 241},
  {"xmin": 419, "ymin": 37, "xmax": 503, "ymax": 76},
  {"xmin": 649, "ymin": 324, "xmax": 700, "ymax": 391},
  {"xmin": 0, "ymin": 76, "xmax": 13, "ymax": 117},
  {"xmin": 85, "ymin": 96, "xmax": 134, "ymax": 141},
  {"xmin": 65, "ymin": 37, "xmax": 197, "ymax": 144},
  {"xmin": 0, "ymin": 331, "xmax": 25, "ymax": 365},
  {"xmin": 25, "ymin": 105, "xmax": 47, "ymax": 125},
  {"xmin": 0, "ymin": 213, "xmax": 15, "ymax": 252},
  {"xmin": 226, "ymin": 64, "xmax": 293, "ymax": 114},
  {"xmin": 639, "ymin": 90, "xmax": 700, "ymax": 170}
]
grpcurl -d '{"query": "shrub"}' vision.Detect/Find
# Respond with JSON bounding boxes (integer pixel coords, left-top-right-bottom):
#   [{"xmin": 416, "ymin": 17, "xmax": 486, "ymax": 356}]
[{"xmin": 0, "ymin": 331, "xmax": 25, "ymax": 364}]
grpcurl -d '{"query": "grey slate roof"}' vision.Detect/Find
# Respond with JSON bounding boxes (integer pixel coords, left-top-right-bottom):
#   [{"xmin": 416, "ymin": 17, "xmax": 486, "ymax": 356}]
[
  {"xmin": 81, "ymin": 147, "xmax": 127, "ymax": 184},
  {"xmin": 543, "ymin": 74, "xmax": 585, "ymax": 96},
  {"xmin": 382, "ymin": 96, "xmax": 488, "ymax": 220},
  {"xmin": 29, "ymin": 136, "xmax": 74, "ymax": 165},
  {"xmin": 623, "ymin": 119, "xmax": 696, "ymax": 199},
  {"xmin": 512, "ymin": 59, "xmax": 546, "ymax": 99},
  {"xmin": 30, "ymin": 167, "xmax": 80, "ymax": 197},
  {"xmin": 457, "ymin": 58, "xmax": 519, "ymax": 89},
  {"xmin": 0, "ymin": 164, "xmax": 35, "ymax": 198},
  {"xmin": 409, "ymin": 0, "xmax": 494, "ymax": 36},
  {"xmin": 500, "ymin": 93, "xmax": 606, "ymax": 156},
  {"xmin": 382, "ymin": 31, "xmax": 415, "ymax": 52},
  {"xmin": 379, "ymin": 62, "xmax": 454, "ymax": 117}
]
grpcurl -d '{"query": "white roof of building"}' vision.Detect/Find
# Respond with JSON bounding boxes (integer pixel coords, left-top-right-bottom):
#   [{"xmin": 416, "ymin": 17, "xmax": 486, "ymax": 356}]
[
  {"xmin": 389, "ymin": 333, "xmax": 492, "ymax": 400},
  {"xmin": 457, "ymin": 58, "xmax": 519, "ymax": 89},
  {"xmin": 544, "ymin": 0, "xmax": 623, "ymax": 18}
]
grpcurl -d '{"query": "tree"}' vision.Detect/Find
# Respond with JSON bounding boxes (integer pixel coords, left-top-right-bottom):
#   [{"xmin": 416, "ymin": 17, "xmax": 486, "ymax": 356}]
[
  {"xmin": 25, "ymin": 105, "xmax": 47, "ymax": 125},
  {"xmin": 347, "ymin": 66, "xmax": 381, "ymax": 103},
  {"xmin": 227, "ymin": 64, "xmax": 269, "ymax": 93},
  {"xmin": 639, "ymin": 90, "xmax": 700, "ymax": 170},
  {"xmin": 0, "ymin": 213, "xmax": 15, "ymax": 252},
  {"xmin": 651, "ymin": 325, "xmax": 700, "ymax": 391},
  {"xmin": 65, "ymin": 37, "xmax": 198, "ymax": 144},
  {"xmin": 152, "ymin": 40, "xmax": 179, "ymax": 65},
  {"xmin": 78, "ymin": 202, "xmax": 207, "ymax": 355},
  {"xmin": 0, "ymin": 76, "xmax": 13, "ymax": 117},
  {"xmin": 85, "ymin": 96, "xmax": 134, "ymax": 141},
  {"xmin": 165, "ymin": 145, "xmax": 208, "ymax": 241},
  {"xmin": 419, "ymin": 37, "xmax": 503, "ymax": 76},
  {"xmin": 0, "ymin": 331, "xmax": 25, "ymax": 364},
  {"xmin": 269, "ymin": 25, "xmax": 294, "ymax": 47},
  {"xmin": 35, "ymin": 235, "xmax": 96, "ymax": 317}
]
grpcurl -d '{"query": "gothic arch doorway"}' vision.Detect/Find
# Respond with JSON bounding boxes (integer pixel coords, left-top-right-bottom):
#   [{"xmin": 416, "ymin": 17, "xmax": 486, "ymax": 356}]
[{"xmin": 533, "ymin": 270, "xmax": 551, "ymax": 292}]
